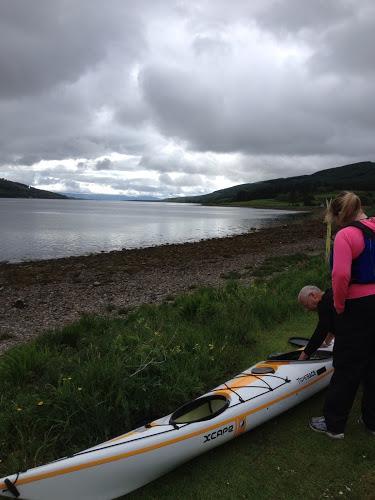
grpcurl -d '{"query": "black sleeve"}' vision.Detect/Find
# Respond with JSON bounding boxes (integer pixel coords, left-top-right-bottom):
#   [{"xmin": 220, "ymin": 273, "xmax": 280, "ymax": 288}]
[{"xmin": 303, "ymin": 290, "xmax": 334, "ymax": 357}]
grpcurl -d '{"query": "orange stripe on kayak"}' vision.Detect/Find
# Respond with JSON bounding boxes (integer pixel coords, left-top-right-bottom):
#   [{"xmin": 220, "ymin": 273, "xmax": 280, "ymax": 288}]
[
  {"xmin": 0, "ymin": 367, "xmax": 333, "ymax": 490},
  {"xmin": 214, "ymin": 361, "xmax": 290, "ymax": 392}
]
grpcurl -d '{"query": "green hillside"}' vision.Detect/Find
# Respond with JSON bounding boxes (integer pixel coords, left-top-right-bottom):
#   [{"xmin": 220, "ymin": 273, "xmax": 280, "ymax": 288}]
[
  {"xmin": 0, "ymin": 178, "xmax": 69, "ymax": 199},
  {"xmin": 166, "ymin": 161, "xmax": 375, "ymax": 206}
]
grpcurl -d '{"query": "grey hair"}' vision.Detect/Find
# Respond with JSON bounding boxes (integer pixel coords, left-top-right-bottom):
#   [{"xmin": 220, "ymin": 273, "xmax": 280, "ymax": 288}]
[{"xmin": 298, "ymin": 285, "xmax": 322, "ymax": 304}]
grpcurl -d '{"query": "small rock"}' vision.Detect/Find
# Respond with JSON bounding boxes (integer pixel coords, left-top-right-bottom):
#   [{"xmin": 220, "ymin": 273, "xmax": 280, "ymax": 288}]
[
  {"xmin": 93, "ymin": 281, "xmax": 101, "ymax": 287},
  {"xmin": 12, "ymin": 299, "xmax": 27, "ymax": 309}
]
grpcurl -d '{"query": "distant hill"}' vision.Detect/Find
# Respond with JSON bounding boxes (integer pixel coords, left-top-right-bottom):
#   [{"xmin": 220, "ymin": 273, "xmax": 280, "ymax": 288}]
[
  {"xmin": 63, "ymin": 192, "xmax": 160, "ymax": 201},
  {"xmin": 165, "ymin": 161, "xmax": 375, "ymax": 205},
  {"xmin": 0, "ymin": 179, "xmax": 69, "ymax": 199}
]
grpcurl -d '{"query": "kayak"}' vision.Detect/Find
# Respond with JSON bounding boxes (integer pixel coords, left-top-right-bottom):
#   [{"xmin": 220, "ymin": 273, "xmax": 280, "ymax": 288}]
[{"xmin": 0, "ymin": 344, "xmax": 333, "ymax": 500}]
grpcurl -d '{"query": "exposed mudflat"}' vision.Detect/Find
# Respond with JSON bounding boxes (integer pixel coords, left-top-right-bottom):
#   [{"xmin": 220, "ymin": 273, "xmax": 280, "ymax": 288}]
[{"xmin": 0, "ymin": 215, "xmax": 325, "ymax": 354}]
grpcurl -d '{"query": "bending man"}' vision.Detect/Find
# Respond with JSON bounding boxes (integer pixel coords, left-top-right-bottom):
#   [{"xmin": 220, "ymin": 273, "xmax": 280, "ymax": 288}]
[{"xmin": 297, "ymin": 285, "xmax": 335, "ymax": 361}]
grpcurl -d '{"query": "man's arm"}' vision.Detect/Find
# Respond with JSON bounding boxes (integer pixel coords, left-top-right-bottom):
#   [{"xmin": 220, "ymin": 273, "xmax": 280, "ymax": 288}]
[
  {"xmin": 302, "ymin": 320, "xmax": 330, "ymax": 358},
  {"xmin": 299, "ymin": 295, "xmax": 333, "ymax": 359}
]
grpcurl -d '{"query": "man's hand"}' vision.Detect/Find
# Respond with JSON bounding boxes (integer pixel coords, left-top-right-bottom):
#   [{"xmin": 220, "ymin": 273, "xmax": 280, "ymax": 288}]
[
  {"xmin": 321, "ymin": 332, "xmax": 334, "ymax": 347},
  {"xmin": 298, "ymin": 351, "xmax": 309, "ymax": 361}
]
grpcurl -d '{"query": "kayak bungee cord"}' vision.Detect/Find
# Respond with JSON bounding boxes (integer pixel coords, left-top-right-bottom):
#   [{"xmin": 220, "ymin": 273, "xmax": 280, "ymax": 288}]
[
  {"xmin": 222, "ymin": 383, "xmax": 245, "ymax": 402},
  {"xmin": 214, "ymin": 371, "xmax": 291, "ymax": 394},
  {"xmin": 234, "ymin": 371, "xmax": 289, "ymax": 389}
]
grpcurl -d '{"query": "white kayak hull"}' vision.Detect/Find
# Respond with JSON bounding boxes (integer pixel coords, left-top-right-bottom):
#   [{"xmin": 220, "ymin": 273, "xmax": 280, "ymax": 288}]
[{"xmin": 0, "ymin": 348, "xmax": 333, "ymax": 500}]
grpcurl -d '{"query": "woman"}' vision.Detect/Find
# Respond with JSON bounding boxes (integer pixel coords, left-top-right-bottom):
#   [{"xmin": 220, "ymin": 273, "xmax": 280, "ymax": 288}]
[{"xmin": 310, "ymin": 191, "xmax": 375, "ymax": 439}]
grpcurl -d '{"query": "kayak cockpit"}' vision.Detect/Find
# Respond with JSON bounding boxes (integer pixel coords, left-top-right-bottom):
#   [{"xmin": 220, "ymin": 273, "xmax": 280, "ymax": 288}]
[
  {"xmin": 170, "ymin": 395, "xmax": 229, "ymax": 425},
  {"xmin": 267, "ymin": 349, "xmax": 332, "ymax": 361}
]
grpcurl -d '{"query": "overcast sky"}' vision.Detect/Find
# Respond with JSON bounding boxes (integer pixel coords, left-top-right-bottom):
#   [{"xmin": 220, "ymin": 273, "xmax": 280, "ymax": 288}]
[{"xmin": 0, "ymin": 0, "xmax": 374, "ymax": 198}]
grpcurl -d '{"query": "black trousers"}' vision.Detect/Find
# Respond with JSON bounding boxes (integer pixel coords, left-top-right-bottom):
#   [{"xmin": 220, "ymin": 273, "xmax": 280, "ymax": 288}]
[{"xmin": 324, "ymin": 294, "xmax": 375, "ymax": 434}]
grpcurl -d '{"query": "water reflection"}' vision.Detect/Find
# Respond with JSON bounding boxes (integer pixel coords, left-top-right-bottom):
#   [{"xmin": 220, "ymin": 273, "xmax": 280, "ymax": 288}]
[{"xmin": 0, "ymin": 199, "xmax": 300, "ymax": 262}]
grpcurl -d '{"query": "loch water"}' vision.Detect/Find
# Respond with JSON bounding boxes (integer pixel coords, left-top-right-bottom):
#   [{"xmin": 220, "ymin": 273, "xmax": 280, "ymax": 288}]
[{"xmin": 0, "ymin": 199, "xmax": 299, "ymax": 262}]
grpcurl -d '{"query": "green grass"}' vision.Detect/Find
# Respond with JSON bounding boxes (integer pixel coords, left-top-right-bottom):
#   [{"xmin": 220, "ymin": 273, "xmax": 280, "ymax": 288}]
[
  {"xmin": 0, "ymin": 254, "xmax": 373, "ymax": 498},
  {"xmin": 220, "ymin": 270, "xmax": 242, "ymax": 280},
  {"xmin": 251, "ymin": 253, "xmax": 311, "ymax": 278},
  {"xmin": 221, "ymin": 199, "xmax": 308, "ymax": 209}
]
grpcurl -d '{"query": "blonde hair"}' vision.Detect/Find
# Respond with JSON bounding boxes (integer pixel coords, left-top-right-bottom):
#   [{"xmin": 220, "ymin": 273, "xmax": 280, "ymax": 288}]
[{"xmin": 325, "ymin": 191, "xmax": 362, "ymax": 226}]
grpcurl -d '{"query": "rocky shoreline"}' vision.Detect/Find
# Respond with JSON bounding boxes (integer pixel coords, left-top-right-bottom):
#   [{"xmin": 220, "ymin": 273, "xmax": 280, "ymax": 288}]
[{"xmin": 0, "ymin": 216, "xmax": 325, "ymax": 354}]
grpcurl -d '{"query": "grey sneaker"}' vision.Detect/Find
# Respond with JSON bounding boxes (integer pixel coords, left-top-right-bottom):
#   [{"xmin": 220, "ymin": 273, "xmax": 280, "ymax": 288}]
[
  {"xmin": 309, "ymin": 416, "xmax": 345, "ymax": 439},
  {"xmin": 358, "ymin": 415, "xmax": 375, "ymax": 435}
]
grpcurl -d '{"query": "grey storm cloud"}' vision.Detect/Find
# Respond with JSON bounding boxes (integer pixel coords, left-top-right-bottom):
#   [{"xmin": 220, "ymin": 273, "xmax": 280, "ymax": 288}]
[
  {"xmin": 139, "ymin": 150, "xmax": 216, "ymax": 175},
  {"xmin": 255, "ymin": 0, "xmax": 354, "ymax": 33},
  {"xmin": 309, "ymin": 10, "xmax": 375, "ymax": 77},
  {"xmin": 0, "ymin": 0, "xmax": 145, "ymax": 99},
  {"xmin": 158, "ymin": 173, "xmax": 205, "ymax": 188},
  {"xmin": 94, "ymin": 158, "xmax": 113, "ymax": 171},
  {"xmin": 0, "ymin": 0, "xmax": 374, "ymax": 197}
]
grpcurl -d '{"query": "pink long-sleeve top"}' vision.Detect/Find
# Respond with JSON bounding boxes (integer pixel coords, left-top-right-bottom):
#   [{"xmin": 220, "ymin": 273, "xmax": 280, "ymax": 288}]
[{"xmin": 332, "ymin": 217, "xmax": 375, "ymax": 313}]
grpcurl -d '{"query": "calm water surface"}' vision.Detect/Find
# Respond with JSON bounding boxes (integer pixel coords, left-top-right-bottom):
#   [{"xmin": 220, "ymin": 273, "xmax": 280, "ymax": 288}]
[{"xmin": 0, "ymin": 199, "xmax": 299, "ymax": 262}]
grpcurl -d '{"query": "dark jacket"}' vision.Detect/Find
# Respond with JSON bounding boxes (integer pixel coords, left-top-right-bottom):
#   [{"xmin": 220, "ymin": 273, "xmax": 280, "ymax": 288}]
[{"xmin": 304, "ymin": 288, "xmax": 335, "ymax": 357}]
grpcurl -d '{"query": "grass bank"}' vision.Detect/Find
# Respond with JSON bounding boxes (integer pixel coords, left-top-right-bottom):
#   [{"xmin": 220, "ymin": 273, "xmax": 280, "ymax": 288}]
[
  {"xmin": 0, "ymin": 253, "xmax": 373, "ymax": 498},
  {"xmin": 219, "ymin": 199, "xmax": 312, "ymax": 210}
]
